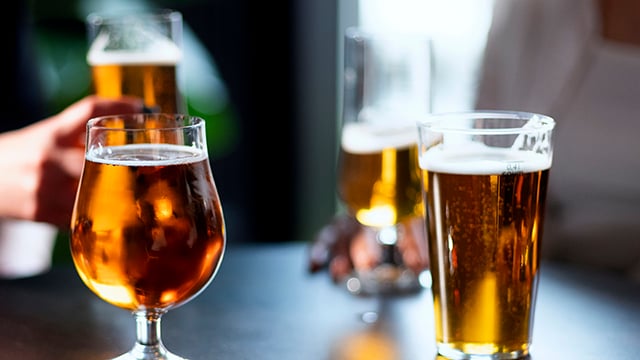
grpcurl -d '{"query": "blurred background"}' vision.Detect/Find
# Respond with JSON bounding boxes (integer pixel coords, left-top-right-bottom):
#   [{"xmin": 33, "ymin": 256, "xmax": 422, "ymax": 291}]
[{"xmin": 11, "ymin": 0, "xmax": 494, "ymax": 249}]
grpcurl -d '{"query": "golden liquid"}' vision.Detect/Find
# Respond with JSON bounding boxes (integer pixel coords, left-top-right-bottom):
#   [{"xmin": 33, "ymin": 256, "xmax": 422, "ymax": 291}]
[
  {"xmin": 70, "ymin": 145, "xmax": 224, "ymax": 311},
  {"xmin": 423, "ymin": 169, "xmax": 549, "ymax": 356},
  {"xmin": 338, "ymin": 144, "xmax": 422, "ymax": 228},
  {"xmin": 91, "ymin": 63, "xmax": 181, "ymax": 113}
]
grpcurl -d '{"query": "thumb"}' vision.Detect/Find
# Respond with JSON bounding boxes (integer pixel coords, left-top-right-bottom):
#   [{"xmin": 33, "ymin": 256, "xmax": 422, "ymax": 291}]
[{"xmin": 49, "ymin": 95, "xmax": 143, "ymax": 146}]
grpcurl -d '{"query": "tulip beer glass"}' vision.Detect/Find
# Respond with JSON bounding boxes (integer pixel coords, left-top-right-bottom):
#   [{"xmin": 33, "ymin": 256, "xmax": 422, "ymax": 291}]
[
  {"xmin": 70, "ymin": 113, "xmax": 225, "ymax": 360},
  {"xmin": 86, "ymin": 9, "xmax": 185, "ymax": 113},
  {"xmin": 417, "ymin": 111, "xmax": 555, "ymax": 359}
]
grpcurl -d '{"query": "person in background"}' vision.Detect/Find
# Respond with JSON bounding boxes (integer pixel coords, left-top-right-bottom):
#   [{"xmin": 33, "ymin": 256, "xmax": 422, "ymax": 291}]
[
  {"xmin": 0, "ymin": 95, "xmax": 142, "ymax": 278},
  {"xmin": 310, "ymin": 0, "xmax": 640, "ymax": 283},
  {"xmin": 475, "ymin": 0, "xmax": 640, "ymax": 281},
  {"xmin": 0, "ymin": 2, "xmax": 145, "ymax": 279}
]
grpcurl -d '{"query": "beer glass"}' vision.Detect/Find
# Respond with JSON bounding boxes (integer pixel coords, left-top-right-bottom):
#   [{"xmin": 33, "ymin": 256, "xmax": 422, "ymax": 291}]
[
  {"xmin": 86, "ymin": 9, "xmax": 185, "ymax": 113},
  {"xmin": 336, "ymin": 28, "xmax": 431, "ymax": 295},
  {"xmin": 417, "ymin": 111, "xmax": 555, "ymax": 359},
  {"xmin": 70, "ymin": 113, "xmax": 226, "ymax": 360}
]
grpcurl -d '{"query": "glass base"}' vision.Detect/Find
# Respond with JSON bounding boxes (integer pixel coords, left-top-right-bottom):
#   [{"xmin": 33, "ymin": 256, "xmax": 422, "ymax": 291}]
[
  {"xmin": 345, "ymin": 264, "xmax": 423, "ymax": 296},
  {"xmin": 111, "ymin": 343, "xmax": 188, "ymax": 360},
  {"xmin": 437, "ymin": 344, "xmax": 530, "ymax": 360}
]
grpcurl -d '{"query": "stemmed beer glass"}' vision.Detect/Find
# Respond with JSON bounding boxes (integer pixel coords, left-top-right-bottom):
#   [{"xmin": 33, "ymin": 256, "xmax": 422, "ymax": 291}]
[{"xmin": 70, "ymin": 113, "xmax": 226, "ymax": 360}]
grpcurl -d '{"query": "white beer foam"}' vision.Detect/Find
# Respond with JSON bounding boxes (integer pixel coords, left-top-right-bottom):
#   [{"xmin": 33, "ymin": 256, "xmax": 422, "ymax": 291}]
[
  {"xmin": 341, "ymin": 122, "xmax": 417, "ymax": 154},
  {"xmin": 419, "ymin": 142, "xmax": 551, "ymax": 174},
  {"xmin": 87, "ymin": 144, "xmax": 207, "ymax": 166},
  {"xmin": 87, "ymin": 32, "xmax": 182, "ymax": 65}
]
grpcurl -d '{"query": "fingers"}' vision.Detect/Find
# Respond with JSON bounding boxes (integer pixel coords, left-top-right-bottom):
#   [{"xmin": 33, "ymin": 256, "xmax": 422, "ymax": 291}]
[
  {"xmin": 350, "ymin": 226, "xmax": 381, "ymax": 271},
  {"xmin": 52, "ymin": 147, "xmax": 85, "ymax": 180},
  {"xmin": 309, "ymin": 215, "xmax": 430, "ymax": 283},
  {"xmin": 309, "ymin": 223, "xmax": 353, "ymax": 282},
  {"xmin": 48, "ymin": 95, "xmax": 144, "ymax": 147},
  {"xmin": 397, "ymin": 217, "xmax": 429, "ymax": 274},
  {"xmin": 309, "ymin": 224, "xmax": 338, "ymax": 273},
  {"xmin": 52, "ymin": 95, "xmax": 142, "ymax": 127},
  {"xmin": 33, "ymin": 153, "xmax": 83, "ymax": 228},
  {"xmin": 27, "ymin": 96, "xmax": 143, "ymax": 227},
  {"xmin": 91, "ymin": 95, "xmax": 144, "ymax": 117},
  {"xmin": 328, "ymin": 254, "xmax": 353, "ymax": 282},
  {"xmin": 309, "ymin": 214, "xmax": 361, "ymax": 282}
]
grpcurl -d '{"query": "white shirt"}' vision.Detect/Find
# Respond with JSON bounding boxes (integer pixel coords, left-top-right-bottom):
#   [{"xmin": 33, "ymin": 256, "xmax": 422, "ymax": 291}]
[{"xmin": 476, "ymin": 0, "xmax": 640, "ymax": 281}]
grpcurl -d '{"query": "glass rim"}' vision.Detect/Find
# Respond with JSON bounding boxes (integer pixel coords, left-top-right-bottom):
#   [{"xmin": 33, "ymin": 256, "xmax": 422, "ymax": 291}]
[
  {"xmin": 87, "ymin": 113, "xmax": 204, "ymax": 131},
  {"xmin": 417, "ymin": 110, "xmax": 555, "ymax": 134},
  {"xmin": 86, "ymin": 8, "xmax": 182, "ymax": 26},
  {"xmin": 344, "ymin": 26, "xmax": 431, "ymax": 42}
]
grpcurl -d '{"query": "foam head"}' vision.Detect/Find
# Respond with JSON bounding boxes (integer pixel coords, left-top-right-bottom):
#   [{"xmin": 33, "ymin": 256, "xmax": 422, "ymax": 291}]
[
  {"xmin": 87, "ymin": 31, "xmax": 182, "ymax": 66},
  {"xmin": 341, "ymin": 122, "xmax": 417, "ymax": 154},
  {"xmin": 419, "ymin": 142, "xmax": 552, "ymax": 174}
]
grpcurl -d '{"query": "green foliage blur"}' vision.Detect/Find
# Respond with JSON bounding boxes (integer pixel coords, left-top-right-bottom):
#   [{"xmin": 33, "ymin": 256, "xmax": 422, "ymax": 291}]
[{"xmin": 29, "ymin": 0, "xmax": 238, "ymax": 159}]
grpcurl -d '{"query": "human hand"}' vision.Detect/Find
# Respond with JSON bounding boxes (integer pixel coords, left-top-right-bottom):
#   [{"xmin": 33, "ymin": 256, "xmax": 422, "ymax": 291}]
[
  {"xmin": 308, "ymin": 214, "xmax": 429, "ymax": 283},
  {"xmin": 0, "ymin": 95, "xmax": 142, "ymax": 228}
]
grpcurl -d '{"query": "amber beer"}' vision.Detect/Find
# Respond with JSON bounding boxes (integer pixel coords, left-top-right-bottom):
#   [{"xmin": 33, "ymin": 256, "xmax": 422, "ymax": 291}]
[
  {"xmin": 338, "ymin": 122, "xmax": 423, "ymax": 228},
  {"xmin": 70, "ymin": 144, "xmax": 224, "ymax": 311},
  {"xmin": 87, "ymin": 27, "xmax": 183, "ymax": 113},
  {"xmin": 421, "ymin": 145, "xmax": 551, "ymax": 358}
]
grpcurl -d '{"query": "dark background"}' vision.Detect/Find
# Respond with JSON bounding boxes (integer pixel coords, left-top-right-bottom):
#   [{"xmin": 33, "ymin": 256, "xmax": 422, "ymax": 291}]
[{"xmin": 171, "ymin": 1, "xmax": 299, "ymax": 243}]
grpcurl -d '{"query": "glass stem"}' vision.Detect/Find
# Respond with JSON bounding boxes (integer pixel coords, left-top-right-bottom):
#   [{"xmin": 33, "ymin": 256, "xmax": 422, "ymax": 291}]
[
  {"xmin": 129, "ymin": 310, "xmax": 169, "ymax": 359},
  {"xmin": 136, "ymin": 310, "xmax": 164, "ymax": 346},
  {"xmin": 376, "ymin": 226, "xmax": 400, "ymax": 265}
]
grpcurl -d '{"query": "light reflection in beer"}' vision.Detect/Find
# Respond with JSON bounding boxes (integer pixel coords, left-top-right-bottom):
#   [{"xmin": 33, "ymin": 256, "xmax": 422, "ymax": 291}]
[
  {"xmin": 430, "ymin": 172, "xmax": 450, "ymax": 339},
  {"xmin": 160, "ymin": 290, "xmax": 179, "ymax": 304},
  {"xmin": 154, "ymin": 198, "xmax": 173, "ymax": 221},
  {"xmin": 357, "ymin": 204, "xmax": 396, "ymax": 228},
  {"xmin": 338, "ymin": 122, "xmax": 422, "ymax": 228},
  {"xmin": 91, "ymin": 283, "xmax": 133, "ymax": 308}
]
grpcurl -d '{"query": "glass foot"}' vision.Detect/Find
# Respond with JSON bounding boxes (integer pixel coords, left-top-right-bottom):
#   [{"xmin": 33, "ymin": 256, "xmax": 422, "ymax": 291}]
[
  {"xmin": 437, "ymin": 344, "xmax": 530, "ymax": 360},
  {"xmin": 111, "ymin": 343, "xmax": 189, "ymax": 360},
  {"xmin": 345, "ymin": 264, "xmax": 423, "ymax": 296}
]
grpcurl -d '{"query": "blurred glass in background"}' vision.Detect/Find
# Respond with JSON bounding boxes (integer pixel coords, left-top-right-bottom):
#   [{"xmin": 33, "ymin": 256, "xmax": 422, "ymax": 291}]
[{"xmin": 32, "ymin": 0, "xmax": 237, "ymax": 158}]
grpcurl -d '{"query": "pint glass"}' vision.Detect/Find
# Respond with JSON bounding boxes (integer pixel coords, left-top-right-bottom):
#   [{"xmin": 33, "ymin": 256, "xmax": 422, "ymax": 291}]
[
  {"xmin": 86, "ymin": 9, "xmax": 184, "ymax": 113},
  {"xmin": 417, "ymin": 111, "xmax": 555, "ymax": 359}
]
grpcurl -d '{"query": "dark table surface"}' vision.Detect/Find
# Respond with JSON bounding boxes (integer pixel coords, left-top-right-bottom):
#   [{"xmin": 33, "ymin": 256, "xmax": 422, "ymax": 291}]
[{"xmin": 1, "ymin": 242, "xmax": 639, "ymax": 360}]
